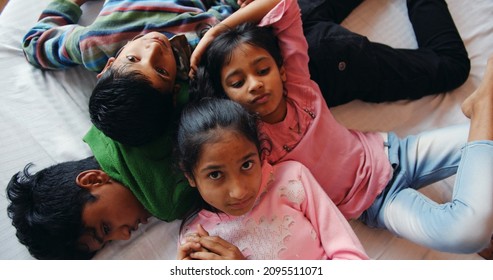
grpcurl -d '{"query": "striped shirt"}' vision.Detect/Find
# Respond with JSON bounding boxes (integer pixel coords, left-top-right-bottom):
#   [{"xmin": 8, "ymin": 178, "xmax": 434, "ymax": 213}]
[{"xmin": 22, "ymin": 0, "xmax": 238, "ymax": 72}]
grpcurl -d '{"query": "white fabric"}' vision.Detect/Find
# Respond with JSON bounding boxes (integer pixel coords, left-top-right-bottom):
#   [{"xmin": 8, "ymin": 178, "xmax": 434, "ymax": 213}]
[{"xmin": 0, "ymin": 0, "xmax": 491, "ymax": 260}]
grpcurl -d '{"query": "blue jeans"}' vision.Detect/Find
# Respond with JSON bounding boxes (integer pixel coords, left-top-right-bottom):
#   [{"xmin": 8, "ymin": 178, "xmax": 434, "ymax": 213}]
[{"xmin": 361, "ymin": 124, "xmax": 493, "ymax": 253}]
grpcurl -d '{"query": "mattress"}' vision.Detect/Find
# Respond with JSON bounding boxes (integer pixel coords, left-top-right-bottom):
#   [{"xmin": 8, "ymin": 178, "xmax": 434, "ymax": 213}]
[{"xmin": 0, "ymin": 0, "xmax": 491, "ymax": 260}]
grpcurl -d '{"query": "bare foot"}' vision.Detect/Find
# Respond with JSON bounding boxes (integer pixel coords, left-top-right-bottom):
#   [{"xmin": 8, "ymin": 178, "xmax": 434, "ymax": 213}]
[
  {"xmin": 461, "ymin": 56, "xmax": 493, "ymax": 119},
  {"xmin": 478, "ymin": 235, "xmax": 493, "ymax": 260},
  {"xmin": 461, "ymin": 89, "xmax": 478, "ymax": 119}
]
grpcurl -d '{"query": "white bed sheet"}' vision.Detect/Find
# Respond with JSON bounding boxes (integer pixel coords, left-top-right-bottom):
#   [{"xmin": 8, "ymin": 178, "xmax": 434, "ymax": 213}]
[{"xmin": 0, "ymin": 0, "xmax": 491, "ymax": 260}]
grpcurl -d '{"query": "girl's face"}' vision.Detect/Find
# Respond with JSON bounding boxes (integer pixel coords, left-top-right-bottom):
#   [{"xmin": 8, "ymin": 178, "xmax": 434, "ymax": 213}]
[
  {"xmin": 220, "ymin": 43, "xmax": 287, "ymax": 124},
  {"xmin": 186, "ymin": 129, "xmax": 262, "ymax": 216}
]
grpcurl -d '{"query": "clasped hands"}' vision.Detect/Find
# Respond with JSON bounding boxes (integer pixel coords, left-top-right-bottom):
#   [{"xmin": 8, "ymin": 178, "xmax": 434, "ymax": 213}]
[{"xmin": 177, "ymin": 224, "xmax": 246, "ymax": 260}]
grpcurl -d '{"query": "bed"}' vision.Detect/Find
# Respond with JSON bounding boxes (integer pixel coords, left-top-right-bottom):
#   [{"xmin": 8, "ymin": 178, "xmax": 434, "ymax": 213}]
[{"xmin": 0, "ymin": 0, "xmax": 491, "ymax": 260}]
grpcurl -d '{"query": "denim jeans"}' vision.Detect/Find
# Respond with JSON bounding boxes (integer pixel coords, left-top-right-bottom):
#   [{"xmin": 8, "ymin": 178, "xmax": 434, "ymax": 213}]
[
  {"xmin": 361, "ymin": 124, "xmax": 493, "ymax": 253},
  {"xmin": 298, "ymin": 0, "xmax": 470, "ymax": 106}
]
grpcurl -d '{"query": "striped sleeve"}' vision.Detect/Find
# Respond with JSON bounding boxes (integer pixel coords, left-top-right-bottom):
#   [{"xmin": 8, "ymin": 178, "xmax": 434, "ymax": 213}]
[{"xmin": 22, "ymin": 0, "xmax": 85, "ymax": 70}]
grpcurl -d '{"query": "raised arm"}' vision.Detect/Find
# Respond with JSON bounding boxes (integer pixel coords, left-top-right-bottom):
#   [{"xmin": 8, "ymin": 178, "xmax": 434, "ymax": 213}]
[
  {"xmin": 189, "ymin": 0, "xmax": 282, "ymax": 76},
  {"xmin": 22, "ymin": 0, "xmax": 99, "ymax": 70}
]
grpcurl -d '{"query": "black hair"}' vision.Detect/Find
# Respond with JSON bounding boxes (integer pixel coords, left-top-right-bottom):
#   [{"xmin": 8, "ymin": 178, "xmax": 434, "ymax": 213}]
[
  {"xmin": 175, "ymin": 98, "xmax": 264, "ymax": 228},
  {"xmin": 189, "ymin": 22, "xmax": 283, "ymax": 102},
  {"xmin": 89, "ymin": 66, "xmax": 176, "ymax": 146},
  {"xmin": 6, "ymin": 157, "xmax": 100, "ymax": 259}
]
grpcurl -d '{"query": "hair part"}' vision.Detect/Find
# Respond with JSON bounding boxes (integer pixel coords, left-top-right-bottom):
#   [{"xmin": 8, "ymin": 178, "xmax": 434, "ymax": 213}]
[
  {"xmin": 6, "ymin": 157, "xmax": 101, "ymax": 259},
  {"xmin": 89, "ymin": 66, "xmax": 176, "ymax": 146}
]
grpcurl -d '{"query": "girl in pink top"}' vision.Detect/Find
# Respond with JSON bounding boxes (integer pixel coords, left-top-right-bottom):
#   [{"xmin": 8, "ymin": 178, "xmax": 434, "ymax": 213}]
[
  {"xmin": 190, "ymin": 0, "xmax": 493, "ymax": 255},
  {"xmin": 175, "ymin": 98, "xmax": 368, "ymax": 260}
]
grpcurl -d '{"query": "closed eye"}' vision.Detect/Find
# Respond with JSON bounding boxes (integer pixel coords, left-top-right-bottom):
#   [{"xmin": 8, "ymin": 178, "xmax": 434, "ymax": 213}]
[
  {"xmin": 258, "ymin": 67, "xmax": 270, "ymax": 75},
  {"xmin": 230, "ymin": 79, "xmax": 244, "ymax": 88},
  {"xmin": 102, "ymin": 223, "xmax": 111, "ymax": 236},
  {"xmin": 156, "ymin": 67, "xmax": 169, "ymax": 76}
]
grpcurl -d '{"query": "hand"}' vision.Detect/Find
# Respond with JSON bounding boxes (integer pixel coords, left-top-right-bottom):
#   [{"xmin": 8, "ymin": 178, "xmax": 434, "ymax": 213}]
[
  {"xmin": 179, "ymin": 224, "xmax": 246, "ymax": 260},
  {"xmin": 177, "ymin": 225, "xmax": 211, "ymax": 260},
  {"xmin": 237, "ymin": 0, "xmax": 255, "ymax": 8},
  {"xmin": 189, "ymin": 23, "xmax": 230, "ymax": 79}
]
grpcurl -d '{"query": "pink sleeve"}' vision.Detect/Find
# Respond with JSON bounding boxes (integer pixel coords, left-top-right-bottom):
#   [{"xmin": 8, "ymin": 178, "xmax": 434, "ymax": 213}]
[
  {"xmin": 298, "ymin": 164, "xmax": 370, "ymax": 260},
  {"xmin": 258, "ymin": 0, "xmax": 311, "ymax": 84}
]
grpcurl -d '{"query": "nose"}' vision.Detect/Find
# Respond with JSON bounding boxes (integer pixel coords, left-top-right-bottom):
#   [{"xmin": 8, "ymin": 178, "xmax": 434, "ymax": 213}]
[
  {"xmin": 248, "ymin": 77, "xmax": 263, "ymax": 93},
  {"xmin": 142, "ymin": 41, "xmax": 164, "ymax": 62},
  {"xmin": 229, "ymin": 178, "xmax": 248, "ymax": 200}
]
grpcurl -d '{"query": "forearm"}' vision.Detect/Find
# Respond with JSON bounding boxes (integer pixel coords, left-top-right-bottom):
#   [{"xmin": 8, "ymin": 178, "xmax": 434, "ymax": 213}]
[
  {"xmin": 189, "ymin": 0, "xmax": 282, "ymax": 73},
  {"xmin": 219, "ymin": 0, "xmax": 281, "ymax": 31},
  {"xmin": 22, "ymin": 0, "xmax": 84, "ymax": 70}
]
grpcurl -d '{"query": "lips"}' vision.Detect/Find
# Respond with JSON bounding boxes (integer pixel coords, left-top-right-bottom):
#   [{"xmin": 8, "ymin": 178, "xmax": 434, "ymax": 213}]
[
  {"xmin": 251, "ymin": 94, "xmax": 269, "ymax": 104},
  {"xmin": 229, "ymin": 196, "xmax": 253, "ymax": 210}
]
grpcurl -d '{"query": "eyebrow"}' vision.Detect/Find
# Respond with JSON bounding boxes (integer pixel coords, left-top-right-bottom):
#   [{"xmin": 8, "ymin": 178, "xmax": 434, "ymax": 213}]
[
  {"xmin": 224, "ymin": 56, "xmax": 270, "ymax": 81},
  {"xmin": 199, "ymin": 152, "xmax": 258, "ymax": 174}
]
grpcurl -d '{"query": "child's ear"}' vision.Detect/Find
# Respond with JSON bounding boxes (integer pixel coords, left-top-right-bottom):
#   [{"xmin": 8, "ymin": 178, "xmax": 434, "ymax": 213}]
[
  {"xmin": 76, "ymin": 170, "xmax": 111, "ymax": 189},
  {"xmin": 280, "ymin": 65, "xmax": 287, "ymax": 82},
  {"xmin": 184, "ymin": 172, "xmax": 197, "ymax": 187},
  {"xmin": 96, "ymin": 57, "xmax": 116, "ymax": 79}
]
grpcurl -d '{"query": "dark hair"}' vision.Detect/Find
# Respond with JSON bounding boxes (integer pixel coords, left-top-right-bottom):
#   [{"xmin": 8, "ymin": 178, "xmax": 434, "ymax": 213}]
[
  {"xmin": 89, "ymin": 66, "xmax": 176, "ymax": 146},
  {"xmin": 189, "ymin": 22, "xmax": 283, "ymax": 102},
  {"xmin": 6, "ymin": 157, "xmax": 100, "ymax": 259},
  {"xmin": 176, "ymin": 98, "xmax": 263, "ymax": 227}
]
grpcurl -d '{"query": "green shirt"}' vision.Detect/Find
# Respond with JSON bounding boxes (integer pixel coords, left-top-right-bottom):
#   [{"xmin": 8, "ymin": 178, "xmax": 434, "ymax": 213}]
[{"xmin": 83, "ymin": 125, "xmax": 199, "ymax": 221}]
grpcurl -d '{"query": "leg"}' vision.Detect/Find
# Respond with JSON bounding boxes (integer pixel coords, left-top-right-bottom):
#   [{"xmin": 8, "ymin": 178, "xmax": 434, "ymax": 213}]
[
  {"xmin": 303, "ymin": 0, "xmax": 470, "ymax": 107},
  {"xmin": 462, "ymin": 55, "xmax": 493, "ymax": 142},
  {"xmin": 462, "ymin": 55, "xmax": 493, "ymax": 258},
  {"xmin": 297, "ymin": 0, "xmax": 363, "ymax": 24},
  {"xmin": 375, "ymin": 59, "xmax": 493, "ymax": 253},
  {"xmin": 382, "ymin": 138, "xmax": 493, "ymax": 253}
]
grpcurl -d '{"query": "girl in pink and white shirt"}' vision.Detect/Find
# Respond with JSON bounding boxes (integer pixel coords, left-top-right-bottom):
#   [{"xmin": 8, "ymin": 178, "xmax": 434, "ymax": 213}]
[
  {"xmin": 176, "ymin": 98, "xmax": 368, "ymax": 260},
  {"xmin": 190, "ymin": 0, "xmax": 493, "ymax": 255}
]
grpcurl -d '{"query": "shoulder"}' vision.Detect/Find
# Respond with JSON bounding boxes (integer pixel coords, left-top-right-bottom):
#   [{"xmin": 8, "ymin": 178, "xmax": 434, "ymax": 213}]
[{"xmin": 272, "ymin": 160, "xmax": 309, "ymax": 177}]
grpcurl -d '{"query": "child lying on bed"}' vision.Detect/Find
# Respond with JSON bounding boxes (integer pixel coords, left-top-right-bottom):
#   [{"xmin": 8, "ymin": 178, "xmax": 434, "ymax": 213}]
[
  {"xmin": 8, "ymin": 0, "xmax": 477, "ymax": 259},
  {"xmin": 7, "ymin": 56, "xmax": 493, "ymax": 259},
  {"xmin": 6, "ymin": 128, "xmax": 201, "ymax": 259},
  {"xmin": 23, "ymin": 0, "xmax": 469, "ymax": 146},
  {"xmin": 175, "ymin": 98, "xmax": 368, "ymax": 260},
  {"xmin": 188, "ymin": 0, "xmax": 493, "ymax": 256},
  {"xmin": 8, "ymin": 1, "xmax": 285, "ymax": 259}
]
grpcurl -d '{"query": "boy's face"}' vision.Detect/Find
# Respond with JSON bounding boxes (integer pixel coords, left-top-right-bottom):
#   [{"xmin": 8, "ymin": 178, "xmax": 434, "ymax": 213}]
[
  {"xmin": 76, "ymin": 170, "xmax": 151, "ymax": 252},
  {"xmin": 100, "ymin": 32, "xmax": 178, "ymax": 94},
  {"xmin": 185, "ymin": 129, "xmax": 262, "ymax": 217},
  {"xmin": 220, "ymin": 43, "xmax": 287, "ymax": 124}
]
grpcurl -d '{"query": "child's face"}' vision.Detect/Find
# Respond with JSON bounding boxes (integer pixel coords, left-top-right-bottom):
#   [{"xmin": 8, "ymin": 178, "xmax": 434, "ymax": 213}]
[
  {"xmin": 186, "ymin": 129, "xmax": 262, "ymax": 216},
  {"xmin": 76, "ymin": 170, "xmax": 151, "ymax": 252},
  {"xmin": 102, "ymin": 32, "xmax": 178, "ymax": 94},
  {"xmin": 220, "ymin": 43, "xmax": 287, "ymax": 124}
]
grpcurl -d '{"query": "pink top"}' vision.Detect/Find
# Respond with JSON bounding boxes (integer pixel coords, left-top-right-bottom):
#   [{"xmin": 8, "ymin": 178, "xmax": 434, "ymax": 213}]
[
  {"xmin": 258, "ymin": 0, "xmax": 393, "ymax": 219},
  {"xmin": 180, "ymin": 161, "xmax": 369, "ymax": 260}
]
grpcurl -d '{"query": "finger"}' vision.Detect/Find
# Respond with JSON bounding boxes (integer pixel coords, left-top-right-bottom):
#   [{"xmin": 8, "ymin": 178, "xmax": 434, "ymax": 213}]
[
  {"xmin": 189, "ymin": 251, "xmax": 222, "ymax": 260},
  {"xmin": 199, "ymin": 236, "xmax": 237, "ymax": 255},
  {"xmin": 197, "ymin": 237, "xmax": 245, "ymax": 260},
  {"xmin": 196, "ymin": 224, "xmax": 210, "ymax": 237},
  {"xmin": 177, "ymin": 242, "xmax": 196, "ymax": 260},
  {"xmin": 188, "ymin": 65, "xmax": 197, "ymax": 80},
  {"xmin": 240, "ymin": 0, "xmax": 253, "ymax": 8}
]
